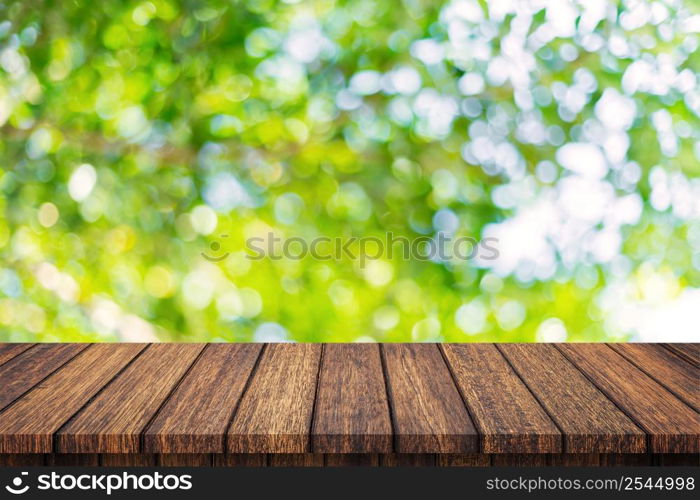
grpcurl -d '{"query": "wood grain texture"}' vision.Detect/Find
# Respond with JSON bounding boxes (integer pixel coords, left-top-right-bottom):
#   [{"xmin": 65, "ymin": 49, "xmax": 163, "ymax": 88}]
[
  {"xmin": 0, "ymin": 343, "xmax": 88, "ymax": 411},
  {"xmin": 0, "ymin": 343, "xmax": 146, "ymax": 453},
  {"xmin": 228, "ymin": 344, "xmax": 322, "ymax": 453},
  {"xmin": 143, "ymin": 343, "xmax": 263, "ymax": 453},
  {"xmin": 0, "ymin": 342, "xmax": 696, "ymax": 459},
  {"xmin": 498, "ymin": 344, "xmax": 646, "ymax": 453},
  {"xmin": 382, "ymin": 344, "xmax": 478, "ymax": 453},
  {"xmin": 663, "ymin": 344, "xmax": 699, "ymax": 367},
  {"xmin": 4, "ymin": 453, "xmax": 699, "ymax": 467},
  {"xmin": 0, "ymin": 344, "xmax": 34, "ymax": 367},
  {"xmin": 312, "ymin": 344, "xmax": 392, "ymax": 453},
  {"xmin": 609, "ymin": 343, "xmax": 700, "ymax": 411},
  {"xmin": 442, "ymin": 344, "xmax": 561, "ymax": 453},
  {"xmin": 557, "ymin": 344, "xmax": 700, "ymax": 453},
  {"xmin": 56, "ymin": 344, "xmax": 205, "ymax": 453}
]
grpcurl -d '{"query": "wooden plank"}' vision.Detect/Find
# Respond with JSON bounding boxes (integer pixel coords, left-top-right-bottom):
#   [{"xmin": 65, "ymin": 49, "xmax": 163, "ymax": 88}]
[
  {"xmin": 0, "ymin": 343, "xmax": 34, "ymax": 367},
  {"xmin": 663, "ymin": 344, "xmax": 699, "ymax": 367},
  {"xmin": 441, "ymin": 344, "xmax": 561, "ymax": 453},
  {"xmin": 0, "ymin": 344, "xmax": 88, "ymax": 411},
  {"xmin": 498, "ymin": 344, "xmax": 645, "ymax": 453},
  {"xmin": 382, "ymin": 344, "xmax": 478, "ymax": 453},
  {"xmin": 228, "ymin": 344, "xmax": 322, "ymax": 453},
  {"xmin": 268, "ymin": 454, "xmax": 324, "ymax": 467},
  {"xmin": 158, "ymin": 454, "xmax": 212, "ymax": 467},
  {"xmin": 0, "ymin": 344, "xmax": 146, "ymax": 453},
  {"xmin": 56, "ymin": 344, "xmax": 204, "ymax": 453},
  {"xmin": 557, "ymin": 344, "xmax": 700, "ymax": 453},
  {"xmin": 609, "ymin": 343, "xmax": 700, "ymax": 411},
  {"xmin": 143, "ymin": 344, "xmax": 263, "ymax": 453},
  {"xmin": 312, "ymin": 344, "xmax": 392, "ymax": 453},
  {"xmin": 213, "ymin": 454, "xmax": 267, "ymax": 467}
]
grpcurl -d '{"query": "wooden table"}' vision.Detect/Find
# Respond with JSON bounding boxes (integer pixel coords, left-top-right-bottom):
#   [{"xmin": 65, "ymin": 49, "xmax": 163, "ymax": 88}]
[{"xmin": 0, "ymin": 343, "xmax": 697, "ymax": 467}]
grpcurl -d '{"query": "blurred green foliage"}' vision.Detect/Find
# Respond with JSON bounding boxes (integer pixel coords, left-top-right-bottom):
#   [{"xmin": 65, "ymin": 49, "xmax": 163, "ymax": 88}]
[{"xmin": 0, "ymin": 0, "xmax": 699, "ymax": 342}]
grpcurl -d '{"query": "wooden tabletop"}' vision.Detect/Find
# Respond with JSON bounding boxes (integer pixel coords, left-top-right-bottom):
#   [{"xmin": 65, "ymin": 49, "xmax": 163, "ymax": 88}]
[{"xmin": 0, "ymin": 343, "xmax": 697, "ymax": 455}]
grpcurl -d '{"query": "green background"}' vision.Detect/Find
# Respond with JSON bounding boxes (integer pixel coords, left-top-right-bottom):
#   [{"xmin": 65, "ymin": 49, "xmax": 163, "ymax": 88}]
[{"xmin": 0, "ymin": 0, "xmax": 698, "ymax": 342}]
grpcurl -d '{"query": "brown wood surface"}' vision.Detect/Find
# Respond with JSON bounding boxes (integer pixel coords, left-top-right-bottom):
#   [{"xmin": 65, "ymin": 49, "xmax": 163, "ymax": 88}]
[
  {"xmin": 663, "ymin": 344, "xmax": 699, "ymax": 367},
  {"xmin": 227, "ymin": 343, "xmax": 322, "ymax": 453},
  {"xmin": 609, "ymin": 343, "xmax": 699, "ymax": 411},
  {"xmin": 0, "ymin": 342, "xmax": 696, "ymax": 458},
  {"xmin": 0, "ymin": 343, "xmax": 88, "ymax": 411},
  {"xmin": 0, "ymin": 344, "xmax": 146, "ymax": 453},
  {"xmin": 143, "ymin": 343, "xmax": 263, "ymax": 453},
  {"xmin": 497, "ymin": 343, "xmax": 646, "ymax": 453},
  {"xmin": 312, "ymin": 344, "xmax": 392, "ymax": 453},
  {"xmin": 442, "ymin": 344, "xmax": 561, "ymax": 453},
  {"xmin": 56, "ymin": 344, "xmax": 204, "ymax": 453},
  {"xmin": 557, "ymin": 344, "xmax": 700, "ymax": 453},
  {"xmin": 382, "ymin": 344, "xmax": 478, "ymax": 453},
  {"xmin": 0, "ymin": 343, "xmax": 34, "ymax": 367},
  {"xmin": 1, "ymin": 452, "xmax": 698, "ymax": 467}
]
